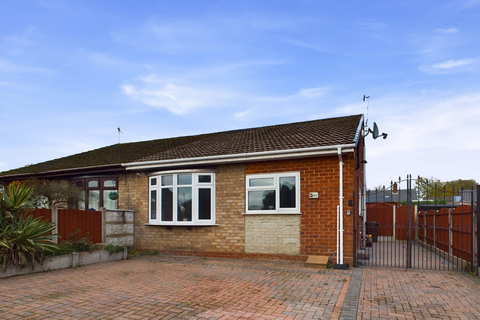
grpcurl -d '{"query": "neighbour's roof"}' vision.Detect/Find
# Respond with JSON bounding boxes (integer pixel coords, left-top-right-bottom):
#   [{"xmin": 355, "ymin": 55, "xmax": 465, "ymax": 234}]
[{"xmin": 0, "ymin": 114, "xmax": 363, "ymax": 178}]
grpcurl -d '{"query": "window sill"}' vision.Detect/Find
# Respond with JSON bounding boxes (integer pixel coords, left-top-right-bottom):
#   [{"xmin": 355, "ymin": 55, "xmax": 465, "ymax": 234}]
[
  {"xmin": 144, "ymin": 223, "xmax": 220, "ymax": 227},
  {"xmin": 243, "ymin": 212, "xmax": 302, "ymax": 215}
]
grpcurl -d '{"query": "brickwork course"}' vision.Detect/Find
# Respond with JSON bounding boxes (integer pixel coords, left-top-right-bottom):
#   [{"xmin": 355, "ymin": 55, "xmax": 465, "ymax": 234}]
[{"xmin": 2, "ymin": 256, "xmax": 480, "ymax": 319}]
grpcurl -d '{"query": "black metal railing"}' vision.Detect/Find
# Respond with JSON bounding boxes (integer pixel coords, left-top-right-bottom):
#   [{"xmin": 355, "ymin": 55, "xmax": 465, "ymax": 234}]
[{"xmin": 358, "ymin": 175, "xmax": 479, "ymax": 272}]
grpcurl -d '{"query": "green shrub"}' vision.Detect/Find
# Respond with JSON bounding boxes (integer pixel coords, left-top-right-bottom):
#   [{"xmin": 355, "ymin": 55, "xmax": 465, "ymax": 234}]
[
  {"xmin": 45, "ymin": 229, "xmax": 95, "ymax": 257},
  {"xmin": 104, "ymin": 244, "xmax": 125, "ymax": 254},
  {"xmin": 0, "ymin": 185, "xmax": 58, "ymax": 272}
]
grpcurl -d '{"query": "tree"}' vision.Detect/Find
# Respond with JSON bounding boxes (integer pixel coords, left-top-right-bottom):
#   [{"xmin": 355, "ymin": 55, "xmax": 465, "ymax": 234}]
[
  {"xmin": 18, "ymin": 179, "xmax": 84, "ymax": 209},
  {"xmin": 416, "ymin": 176, "xmax": 478, "ymax": 199},
  {"xmin": 415, "ymin": 176, "xmax": 444, "ymax": 199},
  {"xmin": 444, "ymin": 179, "xmax": 477, "ymax": 192}
]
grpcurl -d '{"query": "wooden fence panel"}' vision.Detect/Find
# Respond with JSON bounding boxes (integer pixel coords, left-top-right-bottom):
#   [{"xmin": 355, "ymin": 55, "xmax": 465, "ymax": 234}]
[
  {"xmin": 57, "ymin": 209, "xmax": 102, "ymax": 244},
  {"xmin": 25, "ymin": 208, "xmax": 52, "ymax": 222},
  {"xmin": 451, "ymin": 205, "xmax": 472, "ymax": 262},
  {"xmin": 367, "ymin": 202, "xmax": 394, "ymax": 237},
  {"xmin": 435, "ymin": 208, "xmax": 450, "ymax": 253},
  {"xmin": 418, "ymin": 210, "xmax": 426, "ymax": 242},
  {"xmin": 425, "ymin": 210, "xmax": 435, "ymax": 246},
  {"xmin": 395, "ymin": 205, "xmax": 414, "ymax": 241}
]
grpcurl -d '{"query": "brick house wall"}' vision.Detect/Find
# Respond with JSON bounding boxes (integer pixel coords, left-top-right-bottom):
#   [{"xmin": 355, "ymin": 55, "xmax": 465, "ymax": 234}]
[
  {"xmin": 245, "ymin": 154, "xmax": 358, "ymax": 265},
  {"xmin": 119, "ymin": 164, "xmax": 247, "ymax": 254},
  {"xmin": 120, "ymin": 153, "xmax": 361, "ymax": 264}
]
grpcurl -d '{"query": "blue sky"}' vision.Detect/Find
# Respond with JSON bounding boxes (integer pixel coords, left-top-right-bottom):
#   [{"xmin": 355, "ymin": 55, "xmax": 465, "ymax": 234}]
[{"xmin": 1, "ymin": 0, "xmax": 479, "ymax": 188}]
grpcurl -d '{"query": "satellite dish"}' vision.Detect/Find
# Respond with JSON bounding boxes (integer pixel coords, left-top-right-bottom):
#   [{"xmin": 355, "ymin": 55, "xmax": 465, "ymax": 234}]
[{"xmin": 372, "ymin": 122, "xmax": 379, "ymax": 139}]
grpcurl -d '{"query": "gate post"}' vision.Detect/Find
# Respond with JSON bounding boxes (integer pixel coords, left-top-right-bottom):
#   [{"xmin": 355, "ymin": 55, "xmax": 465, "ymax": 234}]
[
  {"xmin": 407, "ymin": 174, "xmax": 412, "ymax": 269},
  {"xmin": 51, "ymin": 206, "xmax": 58, "ymax": 244},
  {"xmin": 471, "ymin": 188, "xmax": 475, "ymax": 273},
  {"xmin": 476, "ymin": 185, "xmax": 480, "ymax": 275},
  {"xmin": 101, "ymin": 207, "xmax": 107, "ymax": 243}
]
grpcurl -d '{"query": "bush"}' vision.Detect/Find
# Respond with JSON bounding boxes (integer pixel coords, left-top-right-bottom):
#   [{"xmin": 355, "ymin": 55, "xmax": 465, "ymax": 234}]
[
  {"xmin": 0, "ymin": 185, "xmax": 58, "ymax": 272},
  {"xmin": 45, "ymin": 229, "xmax": 95, "ymax": 257},
  {"xmin": 104, "ymin": 244, "xmax": 125, "ymax": 254}
]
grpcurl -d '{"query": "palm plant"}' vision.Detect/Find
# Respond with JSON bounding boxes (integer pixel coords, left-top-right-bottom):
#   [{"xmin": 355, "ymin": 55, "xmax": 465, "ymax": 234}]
[
  {"xmin": 0, "ymin": 183, "xmax": 36, "ymax": 222},
  {"xmin": 0, "ymin": 184, "xmax": 58, "ymax": 272}
]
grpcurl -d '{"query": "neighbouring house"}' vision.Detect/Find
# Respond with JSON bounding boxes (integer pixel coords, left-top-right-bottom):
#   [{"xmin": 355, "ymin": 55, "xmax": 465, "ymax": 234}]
[{"xmin": 0, "ymin": 114, "xmax": 366, "ymax": 264}]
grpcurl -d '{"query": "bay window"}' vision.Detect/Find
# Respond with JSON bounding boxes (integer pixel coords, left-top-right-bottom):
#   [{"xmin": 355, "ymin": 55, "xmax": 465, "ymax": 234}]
[
  {"xmin": 246, "ymin": 172, "xmax": 300, "ymax": 214},
  {"xmin": 149, "ymin": 171, "xmax": 215, "ymax": 225}
]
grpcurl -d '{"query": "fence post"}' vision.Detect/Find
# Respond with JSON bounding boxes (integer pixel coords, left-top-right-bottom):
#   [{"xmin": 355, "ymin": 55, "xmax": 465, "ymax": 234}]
[
  {"xmin": 414, "ymin": 205, "xmax": 418, "ymax": 241},
  {"xmin": 101, "ymin": 207, "xmax": 107, "ymax": 243},
  {"xmin": 51, "ymin": 206, "xmax": 58, "ymax": 244},
  {"xmin": 476, "ymin": 185, "xmax": 480, "ymax": 275},
  {"xmin": 407, "ymin": 174, "xmax": 412, "ymax": 269},
  {"xmin": 471, "ymin": 188, "xmax": 475, "ymax": 272},
  {"xmin": 449, "ymin": 208, "xmax": 453, "ymax": 256}
]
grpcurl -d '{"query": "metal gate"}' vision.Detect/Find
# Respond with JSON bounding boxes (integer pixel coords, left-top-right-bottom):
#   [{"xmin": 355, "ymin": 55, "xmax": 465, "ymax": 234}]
[{"xmin": 356, "ymin": 175, "xmax": 480, "ymax": 272}]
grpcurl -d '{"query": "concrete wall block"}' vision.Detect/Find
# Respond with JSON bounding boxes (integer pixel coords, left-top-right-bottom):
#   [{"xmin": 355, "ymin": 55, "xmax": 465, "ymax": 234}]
[
  {"xmin": 106, "ymin": 236, "xmax": 134, "ymax": 246},
  {"xmin": 106, "ymin": 223, "xmax": 134, "ymax": 236},
  {"xmin": 245, "ymin": 215, "xmax": 300, "ymax": 255},
  {"xmin": 106, "ymin": 210, "xmax": 135, "ymax": 222}
]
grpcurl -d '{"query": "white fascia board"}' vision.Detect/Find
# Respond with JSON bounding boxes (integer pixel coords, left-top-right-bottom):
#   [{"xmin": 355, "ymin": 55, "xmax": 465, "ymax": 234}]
[
  {"xmin": 353, "ymin": 115, "xmax": 365, "ymax": 146},
  {"xmin": 123, "ymin": 144, "xmax": 355, "ymax": 171}
]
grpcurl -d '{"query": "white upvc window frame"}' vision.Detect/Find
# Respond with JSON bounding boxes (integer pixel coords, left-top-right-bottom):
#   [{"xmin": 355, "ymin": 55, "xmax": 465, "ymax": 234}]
[
  {"xmin": 245, "ymin": 172, "xmax": 300, "ymax": 214},
  {"xmin": 148, "ymin": 171, "xmax": 216, "ymax": 226}
]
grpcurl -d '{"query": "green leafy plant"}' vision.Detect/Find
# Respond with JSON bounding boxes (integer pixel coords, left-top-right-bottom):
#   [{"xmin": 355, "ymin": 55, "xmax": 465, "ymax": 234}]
[
  {"xmin": 46, "ymin": 229, "xmax": 95, "ymax": 256},
  {"xmin": 135, "ymin": 249, "xmax": 158, "ymax": 256},
  {"xmin": 108, "ymin": 192, "xmax": 118, "ymax": 201},
  {"xmin": 104, "ymin": 244, "xmax": 124, "ymax": 254},
  {"xmin": 0, "ymin": 183, "xmax": 37, "ymax": 222},
  {"xmin": 0, "ymin": 185, "xmax": 58, "ymax": 272}
]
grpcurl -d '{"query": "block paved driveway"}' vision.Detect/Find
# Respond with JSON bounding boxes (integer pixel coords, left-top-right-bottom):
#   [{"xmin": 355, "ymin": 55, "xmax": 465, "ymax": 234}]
[{"xmin": 1, "ymin": 255, "xmax": 480, "ymax": 320}]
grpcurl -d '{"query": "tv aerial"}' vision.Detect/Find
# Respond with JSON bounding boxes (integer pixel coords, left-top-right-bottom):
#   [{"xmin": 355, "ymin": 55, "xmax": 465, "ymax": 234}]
[{"xmin": 363, "ymin": 95, "xmax": 388, "ymax": 140}]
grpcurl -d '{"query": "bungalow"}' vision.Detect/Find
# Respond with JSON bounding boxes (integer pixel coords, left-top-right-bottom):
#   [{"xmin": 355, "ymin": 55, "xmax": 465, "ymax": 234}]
[{"xmin": 0, "ymin": 114, "xmax": 366, "ymax": 265}]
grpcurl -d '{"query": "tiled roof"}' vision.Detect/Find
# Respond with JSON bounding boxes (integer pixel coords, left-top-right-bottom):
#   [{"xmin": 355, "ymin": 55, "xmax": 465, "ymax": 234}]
[{"xmin": 0, "ymin": 114, "xmax": 362, "ymax": 177}]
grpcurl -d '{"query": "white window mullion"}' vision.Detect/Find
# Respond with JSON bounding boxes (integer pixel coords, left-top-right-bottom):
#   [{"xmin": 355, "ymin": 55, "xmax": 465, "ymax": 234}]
[
  {"xmin": 275, "ymin": 175, "xmax": 280, "ymax": 212},
  {"xmin": 173, "ymin": 180, "xmax": 178, "ymax": 224},
  {"xmin": 192, "ymin": 174, "xmax": 198, "ymax": 224}
]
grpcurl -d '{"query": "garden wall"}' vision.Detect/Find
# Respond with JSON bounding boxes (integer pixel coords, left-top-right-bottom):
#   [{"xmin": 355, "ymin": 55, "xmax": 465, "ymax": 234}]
[{"xmin": 0, "ymin": 248, "xmax": 128, "ymax": 279}]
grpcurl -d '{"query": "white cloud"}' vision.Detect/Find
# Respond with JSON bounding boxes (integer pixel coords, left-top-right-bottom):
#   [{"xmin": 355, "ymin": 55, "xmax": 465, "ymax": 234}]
[
  {"xmin": 419, "ymin": 58, "xmax": 476, "ymax": 73},
  {"xmin": 432, "ymin": 58, "xmax": 472, "ymax": 69},
  {"xmin": 280, "ymin": 37, "xmax": 331, "ymax": 53},
  {"xmin": 122, "ymin": 72, "xmax": 333, "ymax": 118},
  {"xmin": 359, "ymin": 20, "xmax": 388, "ymax": 30},
  {"xmin": 299, "ymin": 87, "xmax": 328, "ymax": 98},
  {"xmin": 464, "ymin": 0, "xmax": 480, "ymax": 7},
  {"xmin": 365, "ymin": 92, "xmax": 480, "ymax": 186},
  {"xmin": 234, "ymin": 109, "xmax": 251, "ymax": 120},
  {"xmin": 0, "ymin": 58, "xmax": 52, "ymax": 74},
  {"xmin": 434, "ymin": 28, "xmax": 458, "ymax": 34},
  {"xmin": 3, "ymin": 27, "xmax": 37, "ymax": 56},
  {"xmin": 88, "ymin": 53, "xmax": 124, "ymax": 65},
  {"xmin": 121, "ymin": 78, "xmax": 233, "ymax": 115}
]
